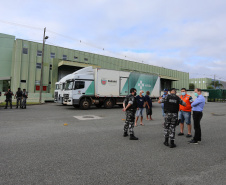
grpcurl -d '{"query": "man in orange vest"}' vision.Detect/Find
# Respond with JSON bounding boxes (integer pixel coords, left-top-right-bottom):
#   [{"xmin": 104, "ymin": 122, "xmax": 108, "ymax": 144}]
[{"xmin": 178, "ymin": 88, "xmax": 193, "ymax": 137}]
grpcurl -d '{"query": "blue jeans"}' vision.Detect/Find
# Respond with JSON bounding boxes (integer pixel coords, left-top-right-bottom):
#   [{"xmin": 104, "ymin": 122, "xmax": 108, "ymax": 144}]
[{"xmin": 179, "ymin": 111, "xmax": 191, "ymax": 125}]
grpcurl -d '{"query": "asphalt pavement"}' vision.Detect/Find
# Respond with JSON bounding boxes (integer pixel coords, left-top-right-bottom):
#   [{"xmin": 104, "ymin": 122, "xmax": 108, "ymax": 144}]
[{"xmin": 0, "ymin": 102, "xmax": 226, "ymax": 185}]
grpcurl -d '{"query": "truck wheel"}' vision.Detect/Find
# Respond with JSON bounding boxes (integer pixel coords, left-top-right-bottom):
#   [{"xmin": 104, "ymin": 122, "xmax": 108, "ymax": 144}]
[
  {"xmin": 104, "ymin": 99, "xmax": 114, "ymax": 109},
  {"xmin": 80, "ymin": 99, "xmax": 91, "ymax": 110}
]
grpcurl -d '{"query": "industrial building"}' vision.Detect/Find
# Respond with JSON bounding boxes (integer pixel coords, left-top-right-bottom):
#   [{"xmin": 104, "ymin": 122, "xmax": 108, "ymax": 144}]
[
  {"xmin": 189, "ymin": 78, "xmax": 226, "ymax": 89},
  {"xmin": 0, "ymin": 33, "xmax": 189, "ymax": 102}
]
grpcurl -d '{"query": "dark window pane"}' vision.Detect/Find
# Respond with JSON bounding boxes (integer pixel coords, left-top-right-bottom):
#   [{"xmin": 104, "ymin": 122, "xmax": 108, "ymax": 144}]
[
  {"xmin": 23, "ymin": 48, "xmax": 28, "ymax": 54},
  {"xmin": 63, "ymin": 55, "xmax": 67, "ymax": 60},
  {"xmin": 36, "ymin": 63, "xmax": 42, "ymax": 69},
  {"xmin": 50, "ymin": 52, "xmax": 55, "ymax": 58},
  {"xmin": 74, "ymin": 81, "xmax": 85, "ymax": 90},
  {"xmin": 37, "ymin": 50, "xmax": 42, "ymax": 57}
]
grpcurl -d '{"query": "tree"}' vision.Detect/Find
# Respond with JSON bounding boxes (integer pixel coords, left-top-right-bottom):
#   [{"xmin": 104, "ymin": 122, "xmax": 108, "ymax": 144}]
[
  {"xmin": 209, "ymin": 81, "xmax": 224, "ymax": 89},
  {"xmin": 207, "ymin": 85, "xmax": 214, "ymax": 89},
  {"xmin": 189, "ymin": 83, "xmax": 195, "ymax": 89}
]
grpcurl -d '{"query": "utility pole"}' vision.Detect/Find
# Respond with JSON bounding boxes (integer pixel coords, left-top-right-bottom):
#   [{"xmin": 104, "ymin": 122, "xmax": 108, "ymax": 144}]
[
  {"xmin": 214, "ymin": 74, "xmax": 216, "ymax": 89},
  {"xmin": 39, "ymin": 27, "xmax": 48, "ymax": 103}
]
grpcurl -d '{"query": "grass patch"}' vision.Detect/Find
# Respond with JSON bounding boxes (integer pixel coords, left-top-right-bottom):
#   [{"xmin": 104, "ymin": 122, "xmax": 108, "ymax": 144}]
[{"xmin": 0, "ymin": 102, "xmax": 40, "ymax": 107}]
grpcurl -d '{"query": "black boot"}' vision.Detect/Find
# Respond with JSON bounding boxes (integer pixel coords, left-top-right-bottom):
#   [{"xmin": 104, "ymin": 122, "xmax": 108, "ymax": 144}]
[
  {"xmin": 163, "ymin": 137, "xmax": 169, "ymax": 146},
  {"xmin": 123, "ymin": 132, "xmax": 128, "ymax": 137},
  {"xmin": 170, "ymin": 140, "xmax": 176, "ymax": 148},
  {"xmin": 130, "ymin": 134, "xmax": 138, "ymax": 140}
]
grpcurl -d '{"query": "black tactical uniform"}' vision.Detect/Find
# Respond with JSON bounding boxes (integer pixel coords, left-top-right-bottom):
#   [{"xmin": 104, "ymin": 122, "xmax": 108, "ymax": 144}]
[
  {"xmin": 22, "ymin": 90, "xmax": 28, "ymax": 109},
  {"xmin": 123, "ymin": 94, "xmax": 138, "ymax": 140},
  {"xmin": 15, "ymin": 89, "xmax": 23, "ymax": 108},
  {"xmin": 161, "ymin": 93, "xmax": 185, "ymax": 148},
  {"xmin": 4, "ymin": 90, "xmax": 13, "ymax": 109}
]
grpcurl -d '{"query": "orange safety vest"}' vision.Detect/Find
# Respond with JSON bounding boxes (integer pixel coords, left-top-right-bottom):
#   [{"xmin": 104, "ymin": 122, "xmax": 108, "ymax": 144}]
[{"xmin": 179, "ymin": 94, "xmax": 192, "ymax": 112}]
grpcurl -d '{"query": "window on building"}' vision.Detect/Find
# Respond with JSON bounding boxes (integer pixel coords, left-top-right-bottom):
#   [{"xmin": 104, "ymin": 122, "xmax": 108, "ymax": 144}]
[
  {"xmin": 195, "ymin": 81, "xmax": 197, "ymax": 83},
  {"xmin": 50, "ymin": 52, "xmax": 55, "ymax": 58},
  {"xmin": 50, "ymin": 64, "xmax": 52, "ymax": 70},
  {"xmin": 36, "ymin": 63, "xmax": 42, "ymax": 69},
  {"xmin": 63, "ymin": 55, "xmax": 67, "ymax": 60},
  {"xmin": 203, "ymin": 81, "xmax": 205, "ymax": 83},
  {"xmin": 23, "ymin": 48, "xmax": 28, "ymax": 54},
  {"xmin": 35, "ymin": 80, "xmax": 40, "ymax": 85},
  {"xmin": 74, "ymin": 56, "xmax": 78, "ymax": 60},
  {"xmin": 199, "ymin": 81, "xmax": 201, "ymax": 83},
  {"xmin": 84, "ymin": 58, "xmax": 88, "ymax": 61},
  {"xmin": 37, "ymin": 50, "xmax": 42, "ymax": 57},
  {"xmin": 49, "ymin": 82, "xmax": 51, "ymax": 85},
  {"xmin": 74, "ymin": 81, "xmax": 85, "ymax": 90},
  {"xmin": 20, "ymin": 80, "xmax": 26, "ymax": 83}
]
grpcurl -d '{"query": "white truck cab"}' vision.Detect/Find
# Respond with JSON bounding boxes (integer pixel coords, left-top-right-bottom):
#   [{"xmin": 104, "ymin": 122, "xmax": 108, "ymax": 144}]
[
  {"xmin": 63, "ymin": 67, "xmax": 94, "ymax": 108},
  {"xmin": 54, "ymin": 73, "xmax": 75, "ymax": 104}
]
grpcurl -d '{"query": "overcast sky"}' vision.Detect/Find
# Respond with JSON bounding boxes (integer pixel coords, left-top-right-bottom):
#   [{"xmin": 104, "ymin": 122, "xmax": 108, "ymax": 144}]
[{"xmin": 1, "ymin": 0, "xmax": 226, "ymax": 81}]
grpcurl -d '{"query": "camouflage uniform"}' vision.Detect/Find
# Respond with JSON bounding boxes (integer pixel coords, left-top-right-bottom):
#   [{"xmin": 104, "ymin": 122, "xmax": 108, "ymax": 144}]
[
  {"xmin": 164, "ymin": 113, "xmax": 178, "ymax": 140},
  {"xmin": 124, "ymin": 94, "xmax": 137, "ymax": 135},
  {"xmin": 160, "ymin": 93, "xmax": 185, "ymax": 147}
]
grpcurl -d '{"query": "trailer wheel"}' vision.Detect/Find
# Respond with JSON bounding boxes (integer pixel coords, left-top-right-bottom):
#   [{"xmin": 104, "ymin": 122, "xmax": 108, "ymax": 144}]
[
  {"xmin": 80, "ymin": 99, "xmax": 91, "ymax": 110},
  {"xmin": 104, "ymin": 98, "xmax": 114, "ymax": 109}
]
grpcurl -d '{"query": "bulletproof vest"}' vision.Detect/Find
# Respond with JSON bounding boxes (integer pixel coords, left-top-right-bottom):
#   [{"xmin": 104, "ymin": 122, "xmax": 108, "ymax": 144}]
[
  {"xmin": 125, "ymin": 94, "xmax": 137, "ymax": 111},
  {"xmin": 16, "ymin": 91, "xmax": 22, "ymax": 97},
  {"xmin": 164, "ymin": 94, "xmax": 180, "ymax": 113}
]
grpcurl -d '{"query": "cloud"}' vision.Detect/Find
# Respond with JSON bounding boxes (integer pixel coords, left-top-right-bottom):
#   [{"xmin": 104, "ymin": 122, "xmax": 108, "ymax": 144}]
[{"xmin": 0, "ymin": 0, "xmax": 226, "ymax": 81}]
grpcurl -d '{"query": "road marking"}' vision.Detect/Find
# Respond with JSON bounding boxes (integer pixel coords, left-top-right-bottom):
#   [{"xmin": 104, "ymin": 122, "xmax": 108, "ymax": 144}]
[{"xmin": 74, "ymin": 115, "xmax": 103, "ymax": 120}]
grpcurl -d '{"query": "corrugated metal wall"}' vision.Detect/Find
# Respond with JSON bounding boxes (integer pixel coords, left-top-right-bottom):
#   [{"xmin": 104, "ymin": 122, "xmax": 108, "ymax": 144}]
[{"xmin": 11, "ymin": 39, "xmax": 189, "ymax": 95}]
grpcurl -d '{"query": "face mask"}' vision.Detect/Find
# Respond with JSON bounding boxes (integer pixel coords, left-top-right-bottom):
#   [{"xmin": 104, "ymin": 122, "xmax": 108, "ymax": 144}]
[
  {"xmin": 181, "ymin": 92, "xmax": 186, "ymax": 96},
  {"xmin": 194, "ymin": 92, "xmax": 198, "ymax": 97},
  {"xmin": 164, "ymin": 92, "xmax": 167, "ymax": 95},
  {"xmin": 142, "ymin": 93, "xmax": 144, "ymax": 96},
  {"xmin": 134, "ymin": 92, "xmax": 137, "ymax": 96}
]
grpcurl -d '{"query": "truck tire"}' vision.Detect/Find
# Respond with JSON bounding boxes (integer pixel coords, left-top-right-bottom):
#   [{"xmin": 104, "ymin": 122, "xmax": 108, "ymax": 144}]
[
  {"xmin": 79, "ymin": 99, "xmax": 91, "ymax": 110},
  {"xmin": 104, "ymin": 98, "xmax": 114, "ymax": 109}
]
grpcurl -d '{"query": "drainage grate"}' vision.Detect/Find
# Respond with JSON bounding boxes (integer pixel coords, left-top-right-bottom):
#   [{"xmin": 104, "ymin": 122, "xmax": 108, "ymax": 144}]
[{"xmin": 74, "ymin": 115, "xmax": 102, "ymax": 120}]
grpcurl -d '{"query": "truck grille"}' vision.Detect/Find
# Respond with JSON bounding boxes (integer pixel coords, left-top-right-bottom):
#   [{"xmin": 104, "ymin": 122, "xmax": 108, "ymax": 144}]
[
  {"xmin": 55, "ymin": 92, "xmax": 58, "ymax": 100},
  {"xmin": 64, "ymin": 94, "xmax": 69, "ymax": 100}
]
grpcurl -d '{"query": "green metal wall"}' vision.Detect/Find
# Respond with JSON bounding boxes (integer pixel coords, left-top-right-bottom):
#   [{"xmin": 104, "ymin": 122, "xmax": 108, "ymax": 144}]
[
  {"xmin": 4, "ymin": 36, "xmax": 189, "ymax": 99},
  {"xmin": 189, "ymin": 78, "xmax": 212, "ymax": 89},
  {"xmin": 0, "ymin": 33, "xmax": 15, "ymax": 91}
]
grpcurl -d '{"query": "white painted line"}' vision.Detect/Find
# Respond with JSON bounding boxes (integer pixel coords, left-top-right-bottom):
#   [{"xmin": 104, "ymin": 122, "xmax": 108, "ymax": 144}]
[{"xmin": 73, "ymin": 115, "xmax": 103, "ymax": 120}]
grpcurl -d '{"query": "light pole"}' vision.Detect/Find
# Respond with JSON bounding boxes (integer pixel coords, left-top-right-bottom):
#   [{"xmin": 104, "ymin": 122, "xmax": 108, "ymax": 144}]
[{"xmin": 39, "ymin": 27, "xmax": 48, "ymax": 103}]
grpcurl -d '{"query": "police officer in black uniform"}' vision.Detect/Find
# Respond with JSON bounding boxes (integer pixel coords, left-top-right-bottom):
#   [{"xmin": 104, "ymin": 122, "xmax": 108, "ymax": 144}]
[
  {"xmin": 4, "ymin": 87, "xmax": 13, "ymax": 109},
  {"xmin": 123, "ymin": 88, "xmax": 138, "ymax": 140},
  {"xmin": 15, "ymin": 88, "xmax": 23, "ymax": 108},
  {"xmin": 22, "ymin": 89, "xmax": 28, "ymax": 109},
  {"xmin": 159, "ymin": 88, "xmax": 186, "ymax": 148}
]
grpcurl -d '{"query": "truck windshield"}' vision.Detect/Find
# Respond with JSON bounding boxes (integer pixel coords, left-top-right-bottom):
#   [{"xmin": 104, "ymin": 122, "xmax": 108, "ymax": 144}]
[
  {"xmin": 65, "ymin": 81, "xmax": 74, "ymax": 90},
  {"xmin": 55, "ymin": 84, "xmax": 59, "ymax": 90}
]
